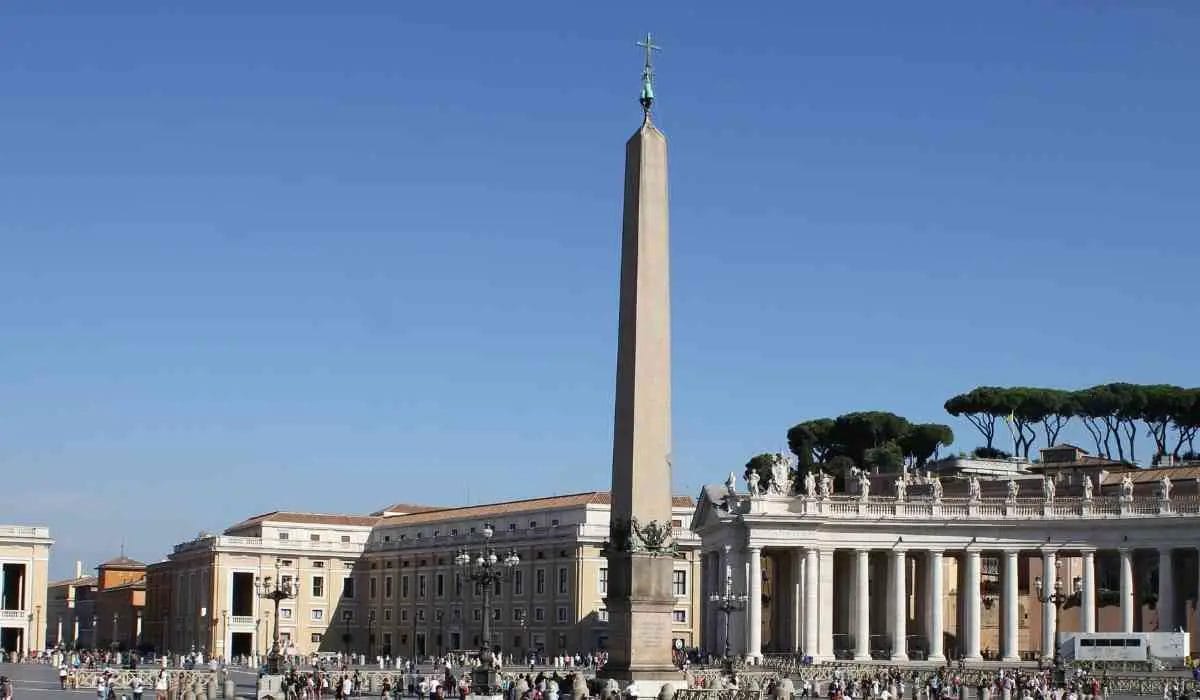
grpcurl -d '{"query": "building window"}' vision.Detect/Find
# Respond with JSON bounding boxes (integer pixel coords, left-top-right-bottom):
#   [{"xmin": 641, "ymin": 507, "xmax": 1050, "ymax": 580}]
[
  {"xmin": 417, "ymin": 609, "xmax": 426, "ymax": 622},
  {"xmin": 473, "ymin": 609, "xmax": 481, "ymax": 622},
  {"xmin": 493, "ymin": 608, "xmax": 501, "ymax": 621},
  {"xmin": 598, "ymin": 608, "xmax": 608, "ymax": 623},
  {"xmin": 534, "ymin": 608, "xmax": 545, "ymax": 622},
  {"xmin": 341, "ymin": 535, "xmax": 351, "ymax": 543},
  {"xmin": 400, "ymin": 609, "xmax": 408, "ymax": 622},
  {"xmin": 672, "ymin": 609, "xmax": 687, "ymax": 623},
  {"xmin": 385, "ymin": 576, "xmax": 393, "ymax": 599},
  {"xmin": 454, "ymin": 574, "xmax": 463, "ymax": 597},
  {"xmin": 672, "ymin": 570, "xmax": 687, "ymax": 596},
  {"xmin": 599, "ymin": 568, "xmax": 608, "ymax": 595},
  {"xmin": 343, "ymin": 577, "xmax": 355, "ymax": 599},
  {"xmin": 383, "ymin": 609, "xmax": 391, "ymax": 622},
  {"xmin": 536, "ymin": 569, "xmax": 546, "ymax": 595},
  {"xmin": 310, "ymin": 534, "xmax": 320, "ymax": 542},
  {"xmin": 557, "ymin": 607, "xmax": 568, "ymax": 623},
  {"xmin": 557, "ymin": 568, "xmax": 568, "ymax": 594},
  {"xmin": 513, "ymin": 608, "xmax": 525, "ymax": 622},
  {"xmin": 418, "ymin": 575, "xmax": 427, "ymax": 599},
  {"xmin": 401, "ymin": 576, "xmax": 410, "ymax": 599},
  {"xmin": 278, "ymin": 532, "xmax": 289, "ymax": 540},
  {"xmin": 311, "ymin": 609, "xmax": 324, "ymax": 621},
  {"xmin": 311, "ymin": 632, "xmax": 323, "ymax": 643},
  {"xmin": 311, "ymin": 576, "xmax": 325, "ymax": 598},
  {"xmin": 513, "ymin": 570, "xmax": 523, "ymax": 595},
  {"xmin": 436, "ymin": 574, "xmax": 445, "ymax": 598},
  {"xmin": 313, "ymin": 561, "xmax": 325, "ymax": 568},
  {"xmin": 280, "ymin": 608, "xmax": 293, "ymax": 620},
  {"xmin": 370, "ymin": 577, "xmax": 378, "ymax": 599}
]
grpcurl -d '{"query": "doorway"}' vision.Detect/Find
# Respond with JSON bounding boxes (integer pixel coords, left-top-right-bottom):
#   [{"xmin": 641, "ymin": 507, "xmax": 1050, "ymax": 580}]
[
  {"xmin": 231, "ymin": 632, "xmax": 253, "ymax": 658},
  {"xmin": 0, "ymin": 628, "xmax": 22, "ymax": 654}
]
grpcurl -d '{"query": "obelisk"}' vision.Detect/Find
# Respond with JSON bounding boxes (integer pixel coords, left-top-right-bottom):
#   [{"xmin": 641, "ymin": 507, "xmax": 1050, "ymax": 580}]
[{"xmin": 603, "ymin": 34, "xmax": 680, "ymax": 692}]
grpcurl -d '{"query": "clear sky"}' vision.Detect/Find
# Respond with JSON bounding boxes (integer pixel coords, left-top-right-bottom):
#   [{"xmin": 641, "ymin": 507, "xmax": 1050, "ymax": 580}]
[{"xmin": 2, "ymin": 3, "xmax": 1197, "ymax": 578}]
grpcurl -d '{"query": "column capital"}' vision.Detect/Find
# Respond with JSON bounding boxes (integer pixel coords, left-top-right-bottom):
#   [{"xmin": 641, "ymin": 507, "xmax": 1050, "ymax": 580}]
[
  {"xmin": 747, "ymin": 544, "xmax": 763, "ymax": 553},
  {"xmin": 1037, "ymin": 545, "xmax": 1059, "ymax": 554}
]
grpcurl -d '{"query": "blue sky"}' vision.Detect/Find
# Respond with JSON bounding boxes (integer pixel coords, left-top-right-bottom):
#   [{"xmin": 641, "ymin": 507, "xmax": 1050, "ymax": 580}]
[{"xmin": 1, "ymin": 3, "xmax": 1197, "ymax": 577}]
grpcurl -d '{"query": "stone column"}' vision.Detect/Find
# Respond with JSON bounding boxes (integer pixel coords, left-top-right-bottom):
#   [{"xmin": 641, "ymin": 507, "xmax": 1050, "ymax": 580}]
[
  {"xmin": 927, "ymin": 550, "xmax": 945, "ymax": 662},
  {"xmin": 889, "ymin": 549, "xmax": 908, "ymax": 661},
  {"xmin": 1042, "ymin": 550, "xmax": 1057, "ymax": 659},
  {"xmin": 855, "ymin": 549, "xmax": 870, "ymax": 660},
  {"xmin": 1081, "ymin": 550, "xmax": 1096, "ymax": 633},
  {"xmin": 804, "ymin": 547, "xmax": 819, "ymax": 657},
  {"xmin": 1120, "ymin": 548, "xmax": 1135, "ymax": 633},
  {"xmin": 963, "ymin": 550, "xmax": 982, "ymax": 661},
  {"xmin": 792, "ymin": 550, "xmax": 804, "ymax": 653},
  {"xmin": 1158, "ymin": 548, "xmax": 1175, "ymax": 632},
  {"xmin": 818, "ymin": 549, "xmax": 835, "ymax": 660},
  {"xmin": 1001, "ymin": 550, "xmax": 1019, "ymax": 662},
  {"xmin": 748, "ymin": 546, "xmax": 763, "ymax": 660}
]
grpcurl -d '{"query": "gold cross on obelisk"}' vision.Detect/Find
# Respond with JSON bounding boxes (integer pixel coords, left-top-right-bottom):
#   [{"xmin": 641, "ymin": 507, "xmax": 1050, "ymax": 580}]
[{"xmin": 637, "ymin": 32, "xmax": 661, "ymax": 114}]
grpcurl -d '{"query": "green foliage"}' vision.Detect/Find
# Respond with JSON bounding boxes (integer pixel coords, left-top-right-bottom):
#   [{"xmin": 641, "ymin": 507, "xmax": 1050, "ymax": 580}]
[
  {"xmin": 743, "ymin": 453, "xmax": 777, "ymax": 489},
  {"xmin": 831, "ymin": 411, "xmax": 912, "ymax": 466},
  {"xmin": 786, "ymin": 418, "xmax": 836, "ymax": 470},
  {"xmin": 972, "ymin": 446, "xmax": 1012, "ymax": 460},
  {"xmin": 864, "ymin": 443, "xmax": 904, "ymax": 473},
  {"xmin": 947, "ymin": 383, "xmax": 1200, "ymax": 465},
  {"xmin": 898, "ymin": 423, "xmax": 954, "ymax": 468}
]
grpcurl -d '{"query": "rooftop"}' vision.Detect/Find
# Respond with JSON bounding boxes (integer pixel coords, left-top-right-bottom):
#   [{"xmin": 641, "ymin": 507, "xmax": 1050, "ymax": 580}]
[
  {"xmin": 48, "ymin": 574, "xmax": 98, "ymax": 588},
  {"xmin": 99, "ymin": 555, "xmax": 145, "ymax": 569},
  {"xmin": 1101, "ymin": 464, "xmax": 1200, "ymax": 485},
  {"xmin": 224, "ymin": 511, "xmax": 380, "ymax": 534},
  {"xmin": 378, "ymin": 491, "xmax": 694, "ymax": 527}
]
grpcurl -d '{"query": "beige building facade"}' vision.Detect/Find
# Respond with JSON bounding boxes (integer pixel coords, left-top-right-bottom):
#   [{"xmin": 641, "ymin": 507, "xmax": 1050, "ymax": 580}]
[
  {"xmin": 147, "ymin": 512, "xmax": 378, "ymax": 658},
  {"xmin": 146, "ymin": 493, "xmax": 701, "ymax": 660},
  {"xmin": 361, "ymin": 492, "xmax": 700, "ymax": 660},
  {"xmin": 0, "ymin": 524, "xmax": 53, "ymax": 654}
]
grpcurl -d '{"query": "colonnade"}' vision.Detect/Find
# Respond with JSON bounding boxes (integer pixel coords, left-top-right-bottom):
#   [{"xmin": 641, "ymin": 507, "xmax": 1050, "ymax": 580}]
[{"xmin": 705, "ymin": 543, "xmax": 1198, "ymax": 663}]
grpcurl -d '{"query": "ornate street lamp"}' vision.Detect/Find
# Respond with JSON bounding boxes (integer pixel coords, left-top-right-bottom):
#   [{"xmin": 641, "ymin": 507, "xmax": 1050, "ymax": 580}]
[
  {"xmin": 455, "ymin": 522, "xmax": 519, "ymax": 695},
  {"xmin": 1035, "ymin": 561, "xmax": 1081, "ymax": 674},
  {"xmin": 708, "ymin": 544, "xmax": 748, "ymax": 666},
  {"xmin": 255, "ymin": 558, "xmax": 299, "ymax": 675}
]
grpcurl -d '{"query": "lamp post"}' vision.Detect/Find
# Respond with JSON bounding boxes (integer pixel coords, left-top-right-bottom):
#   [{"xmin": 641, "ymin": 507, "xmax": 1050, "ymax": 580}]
[
  {"xmin": 435, "ymin": 610, "xmax": 443, "ymax": 657},
  {"xmin": 255, "ymin": 558, "xmax": 298, "ymax": 675},
  {"xmin": 1035, "ymin": 562, "xmax": 1080, "ymax": 675},
  {"xmin": 707, "ymin": 544, "xmax": 748, "ymax": 666},
  {"xmin": 455, "ymin": 522, "xmax": 519, "ymax": 695},
  {"xmin": 368, "ymin": 610, "xmax": 376, "ymax": 659}
]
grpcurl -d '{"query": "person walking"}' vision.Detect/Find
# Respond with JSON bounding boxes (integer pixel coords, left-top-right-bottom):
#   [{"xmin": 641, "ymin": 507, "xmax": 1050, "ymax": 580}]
[
  {"xmin": 60, "ymin": 664, "xmax": 69, "ymax": 689},
  {"xmin": 132, "ymin": 675, "xmax": 145, "ymax": 700}
]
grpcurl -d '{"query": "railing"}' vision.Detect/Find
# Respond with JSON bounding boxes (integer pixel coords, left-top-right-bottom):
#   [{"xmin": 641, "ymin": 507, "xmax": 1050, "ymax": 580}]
[
  {"xmin": 67, "ymin": 669, "xmax": 218, "ymax": 691},
  {"xmin": 0, "ymin": 525, "xmax": 50, "ymax": 538},
  {"xmin": 743, "ymin": 494, "xmax": 1200, "ymax": 521},
  {"xmin": 174, "ymin": 535, "xmax": 364, "ymax": 555},
  {"xmin": 230, "ymin": 615, "xmax": 255, "ymax": 626},
  {"xmin": 0, "ymin": 609, "xmax": 27, "ymax": 620}
]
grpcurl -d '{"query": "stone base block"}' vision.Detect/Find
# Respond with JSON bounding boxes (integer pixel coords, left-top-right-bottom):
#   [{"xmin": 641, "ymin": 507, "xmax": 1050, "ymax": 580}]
[{"xmin": 257, "ymin": 674, "xmax": 285, "ymax": 700}]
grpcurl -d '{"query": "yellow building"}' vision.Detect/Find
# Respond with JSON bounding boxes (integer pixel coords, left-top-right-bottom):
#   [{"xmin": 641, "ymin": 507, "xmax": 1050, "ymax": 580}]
[
  {"xmin": 361, "ymin": 492, "xmax": 700, "ymax": 660},
  {"xmin": 0, "ymin": 524, "xmax": 53, "ymax": 655},
  {"xmin": 146, "ymin": 492, "xmax": 701, "ymax": 660},
  {"xmin": 147, "ymin": 512, "xmax": 379, "ymax": 658}
]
